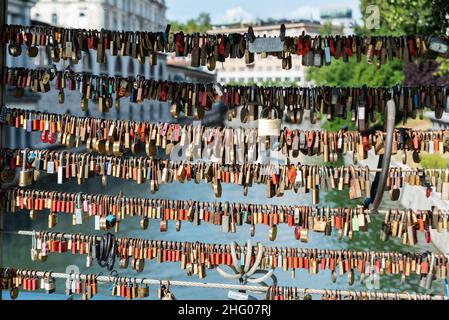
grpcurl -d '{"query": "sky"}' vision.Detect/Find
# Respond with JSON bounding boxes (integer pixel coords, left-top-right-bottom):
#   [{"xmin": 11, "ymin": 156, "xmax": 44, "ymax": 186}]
[{"xmin": 165, "ymin": 0, "xmax": 362, "ymax": 24}]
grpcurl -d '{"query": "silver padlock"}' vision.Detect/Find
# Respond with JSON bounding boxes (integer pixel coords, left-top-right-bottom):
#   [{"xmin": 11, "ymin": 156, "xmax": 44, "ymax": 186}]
[{"xmin": 44, "ymin": 273, "xmax": 56, "ymax": 294}]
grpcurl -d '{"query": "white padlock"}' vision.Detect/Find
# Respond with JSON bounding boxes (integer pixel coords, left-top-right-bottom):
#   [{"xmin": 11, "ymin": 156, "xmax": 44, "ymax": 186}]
[{"xmin": 258, "ymin": 108, "xmax": 281, "ymax": 137}]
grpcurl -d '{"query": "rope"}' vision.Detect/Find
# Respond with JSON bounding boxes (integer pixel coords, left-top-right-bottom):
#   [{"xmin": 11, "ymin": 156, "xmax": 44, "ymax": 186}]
[{"xmin": 5, "ymin": 268, "xmax": 447, "ymax": 300}]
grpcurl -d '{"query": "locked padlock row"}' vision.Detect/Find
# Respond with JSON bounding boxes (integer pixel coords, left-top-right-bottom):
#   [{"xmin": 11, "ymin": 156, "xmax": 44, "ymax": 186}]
[{"xmin": 5, "ymin": 229, "xmax": 448, "ymax": 288}]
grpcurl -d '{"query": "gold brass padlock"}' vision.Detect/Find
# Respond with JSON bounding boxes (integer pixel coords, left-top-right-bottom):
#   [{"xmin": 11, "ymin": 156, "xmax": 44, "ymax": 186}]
[
  {"xmin": 48, "ymin": 212, "xmax": 57, "ymax": 228},
  {"xmin": 29, "ymin": 209, "xmax": 37, "ymax": 220},
  {"xmin": 269, "ymin": 225, "xmax": 277, "ymax": 241},
  {"xmin": 140, "ymin": 217, "xmax": 149, "ymax": 230},
  {"xmin": 119, "ymin": 257, "xmax": 129, "ymax": 269},
  {"xmin": 312, "ymin": 188, "xmax": 319, "ymax": 205},
  {"xmin": 135, "ymin": 258, "xmax": 145, "ymax": 273},
  {"xmin": 19, "ymin": 150, "xmax": 32, "ymax": 187}
]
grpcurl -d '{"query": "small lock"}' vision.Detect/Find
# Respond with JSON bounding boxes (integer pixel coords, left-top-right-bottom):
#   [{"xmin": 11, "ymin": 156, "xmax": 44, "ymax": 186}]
[
  {"xmin": 48, "ymin": 212, "xmax": 57, "ymax": 228},
  {"xmin": 140, "ymin": 216, "xmax": 149, "ymax": 230},
  {"xmin": 119, "ymin": 257, "xmax": 129, "ymax": 269},
  {"xmin": 269, "ymin": 225, "xmax": 277, "ymax": 241},
  {"xmin": 106, "ymin": 214, "xmax": 117, "ymax": 228},
  {"xmin": 44, "ymin": 276, "xmax": 56, "ymax": 294},
  {"xmin": 86, "ymin": 254, "xmax": 93, "ymax": 268},
  {"xmin": 19, "ymin": 150, "xmax": 32, "ymax": 187}
]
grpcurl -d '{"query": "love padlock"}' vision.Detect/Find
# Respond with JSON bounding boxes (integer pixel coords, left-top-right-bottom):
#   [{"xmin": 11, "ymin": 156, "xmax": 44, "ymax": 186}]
[{"xmin": 258, "ymin": 107, "xmax": 281, "ymax": 137}]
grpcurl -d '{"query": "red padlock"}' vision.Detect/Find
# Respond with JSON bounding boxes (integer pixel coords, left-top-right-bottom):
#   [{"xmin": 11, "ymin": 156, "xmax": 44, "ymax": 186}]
[
  {"xmin": 294, "ymin": 226, "xmax": 301, "ymax": 240},
  {"xmin": 426, "ymin": 185, "xmax": 432, "ymax": 198},
  {"xmin": 425, "ymin": 229, "xmax": 431, "ymax": 243},
  {"xmin": 47, "ymin": 132, "xmax": 56, "ymax": 144}
]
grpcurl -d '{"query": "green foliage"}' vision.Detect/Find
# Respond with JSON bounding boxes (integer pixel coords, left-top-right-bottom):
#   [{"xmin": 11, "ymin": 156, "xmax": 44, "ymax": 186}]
[
  {"xmin": 306, "ymin": 56, "xmax": 404, "ymax": 87},
  {"xmin": 434, "ymin": 57, "xmax": 449, "ymax": 76},
  {"xmin": 323, "ymin": 189, "xmax": 361, "ymax": 208},
  {"xmin": 319, "ymin": 21, "xmax": 344, "ymax": 36},
  {"xmin": 359, "ymin": 0, "xmax": 449, "ymax": 35},
  {"xmin": 321, "ymin": 113, "xmax": 356, "ymax": 132},
  {"xmin": 320, "ymin": 111, "xmax": 383, "ymax": 133},
  {"xmin": 170, "ymin": 12, "xmax": 211, "ymax": 33},
  {"xmin": 226, "ymin": 79, "xmax": 300, "ymax": 87},
  {"xmin": 419, "ymin": 154, "xmax": 449, "ymax": 169}
]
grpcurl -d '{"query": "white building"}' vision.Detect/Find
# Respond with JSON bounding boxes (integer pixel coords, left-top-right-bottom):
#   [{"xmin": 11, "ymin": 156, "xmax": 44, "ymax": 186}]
[
  {"xmin": 319, "ymin": 7, "xmax": 355, "ymax": 34},
  {"xmin": 28, "ymin": 0, "xmax": 172, "ymax": 124},
  {"xmin": 31, "ymin": 0, "xmax": 167, "ymax": 31},
  {"xmin": 5, "ymin": 0, "xmax": 39, "ymax": 149},
  {"xmin": 7, "ymin": 0, "xmax": 37, "ymax": 69},
  {"xmin": 5, "ymin": 0, "xmax": 218, "ymax": 149},
  {"xmin": 209, "ymin": 21, "xmax": 340, "ymax": 87}
]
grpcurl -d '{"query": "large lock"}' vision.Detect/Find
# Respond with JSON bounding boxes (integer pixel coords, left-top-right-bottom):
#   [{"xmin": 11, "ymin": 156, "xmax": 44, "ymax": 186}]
[
  {"xmin": 19, "ymin": 150, "xmax": 32, "ymax": 187},
  {"xmin": 258, "ymin": 108, "xmax": 281, "ymax": 137}
]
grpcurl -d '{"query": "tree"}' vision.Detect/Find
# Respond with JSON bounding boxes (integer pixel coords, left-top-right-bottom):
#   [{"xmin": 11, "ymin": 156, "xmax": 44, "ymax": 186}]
[
  {"xmin": 319, "ymin": 21, "xmax": 344, "ymax": 36},
  {"xmin": 359, "ymin": 0, "xmax": 449, "ymax": 35},
  {"xmin": 306, "ymin": 56, "xmax": 404, "ymax": 87},
  {"xmin": 170, "ymin": 12, "xmax": 212, "ymax": 33},
  {"xmin": 358, "ymin": 0, "xmax": 449, "ymax": 83},
  {"xmin": 308, "ymin": 0, "xmax": 449, "ymax": 95}
]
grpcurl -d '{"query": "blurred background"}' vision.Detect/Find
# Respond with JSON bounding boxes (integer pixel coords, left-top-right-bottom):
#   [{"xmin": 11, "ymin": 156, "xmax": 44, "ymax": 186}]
[{"xmin": 2, "ymin": 0, "xmax": 449, "ymax": 300}]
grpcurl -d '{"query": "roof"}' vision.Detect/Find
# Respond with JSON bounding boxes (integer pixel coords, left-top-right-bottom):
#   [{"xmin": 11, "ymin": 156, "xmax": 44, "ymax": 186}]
[{"xmin": 208, "ymin": 21, "xmax": 340, "ymax": 34}]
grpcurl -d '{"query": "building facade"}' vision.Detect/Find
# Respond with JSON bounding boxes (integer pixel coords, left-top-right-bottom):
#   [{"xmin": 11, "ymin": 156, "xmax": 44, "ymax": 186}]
[
  {"xmin": 31, "ymin": 0, "xmax": 167, "ymax": 31},
  {"xmin": 319, "ymin": 7, "xmax": 354, "ymax": 34},
  {"xmin": 5, "ymin": 0, "xmax": 217, "ymax": 149},
  {"xmin": 208, "ymin": 21, "xmax": 340, "ymax": 86},
  {"xmin": 5, "ymin": 0, "xmax": 39, "ymax": 148}
]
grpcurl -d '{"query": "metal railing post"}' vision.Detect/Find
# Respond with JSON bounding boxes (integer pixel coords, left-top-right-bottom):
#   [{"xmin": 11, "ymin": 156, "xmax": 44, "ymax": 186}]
[{"xmin": 369, "ymin": 99, "xmax": 396, "ymax": 211}]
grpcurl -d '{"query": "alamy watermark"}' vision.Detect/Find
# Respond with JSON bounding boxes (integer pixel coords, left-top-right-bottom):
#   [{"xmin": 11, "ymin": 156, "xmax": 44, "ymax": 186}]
[{"xmin": 365, "ymin": 5, "xmax": 380, "ymax": 30}]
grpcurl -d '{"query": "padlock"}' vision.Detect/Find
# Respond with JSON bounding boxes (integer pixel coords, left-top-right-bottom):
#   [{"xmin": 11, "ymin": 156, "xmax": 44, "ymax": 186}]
[
  {"xmin": 140, "ymin": 216, "xmax": 149, "ymax": 230},
  {"xmin": 258, "ymin": 107, "xmax": 281, "ymax": 137},
  {"xmin": 44, "ymin": 274, "xmax": 56, "ymax": 294},
  {"xmin": 19, "ymin": 150, "xmax": 32, "ymax": 187},
  {"xmin": 106, "ymin": 214, "xmax": 117, "ymax": 229},
  {"xmin": 48, "ymin": 212, "xmax": 57, "ymax": 228}
]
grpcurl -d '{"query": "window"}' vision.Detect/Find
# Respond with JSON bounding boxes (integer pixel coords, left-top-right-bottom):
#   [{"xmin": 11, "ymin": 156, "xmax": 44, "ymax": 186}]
[
  {"xmin": 51, "ymin": 13, "xmax": 58, "ymax": 25},
  {"xmin": 275, "ymin": 77, "xmax": 281, "ymax": 82},
  {"xmin": 229, "ymin": 78, "xmax": 235, "ymax": 82},
  {"xmin": 238, "ymin": 66, "xmax": 245, "ymax": 71},
  {"xmin": 294, "ymin": 77, "xmax": 301, "ymax": 82},
  {"xmin": 238, "ymin": 78, "xmax": 244, "ymax": 82},
  {"xmin": 266, "ymin": 66, "xmax": 272, "ymax": 71}
]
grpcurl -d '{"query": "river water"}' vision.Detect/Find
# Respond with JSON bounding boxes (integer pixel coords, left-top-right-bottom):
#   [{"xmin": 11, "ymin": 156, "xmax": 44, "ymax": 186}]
[{"xmin": 3, "ymin": 164, "xmax": 445, "ymax": 300}]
